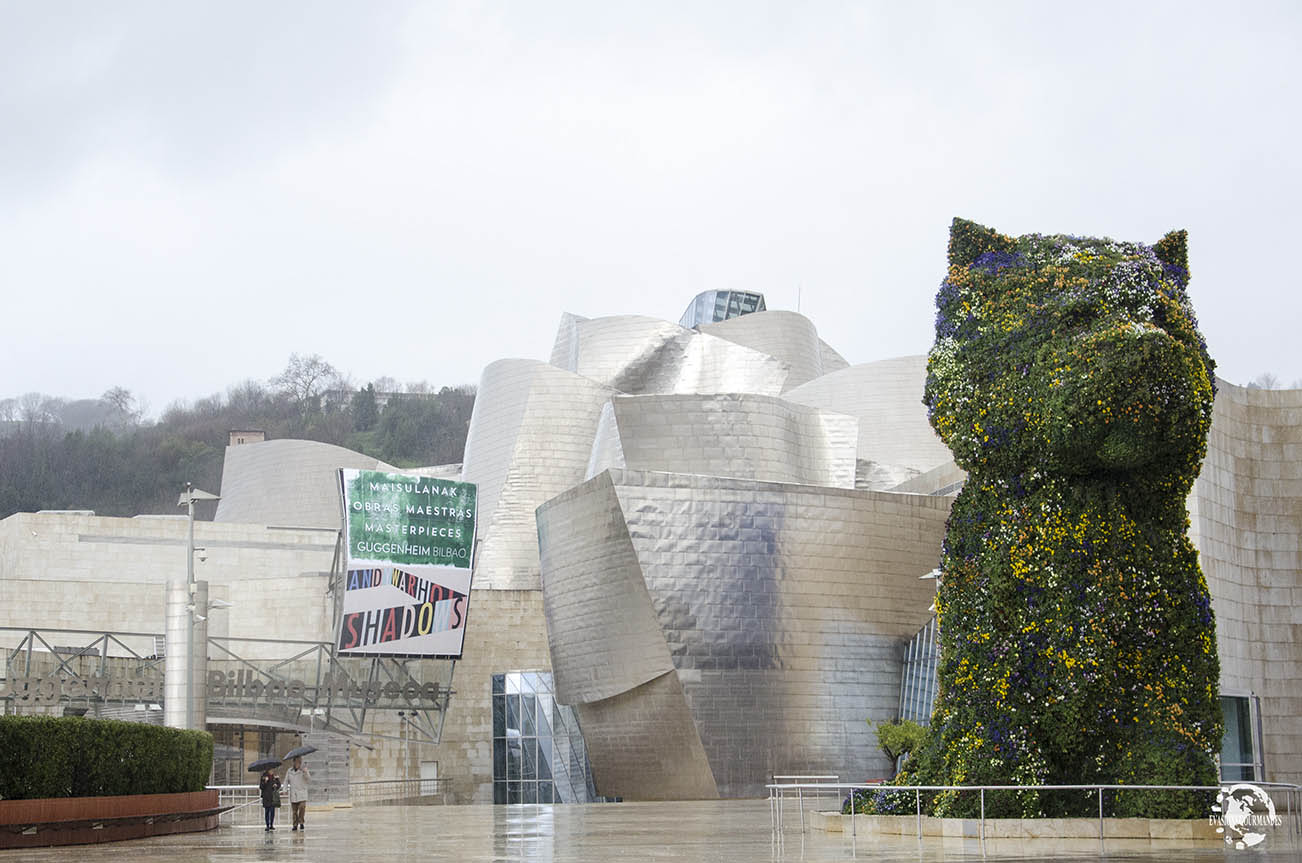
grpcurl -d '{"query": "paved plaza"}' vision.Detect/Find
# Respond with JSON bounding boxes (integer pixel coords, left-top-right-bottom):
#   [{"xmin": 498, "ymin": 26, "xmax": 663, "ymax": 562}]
[{"xmin": 3, "ymin": 800, "xmax": 1300, "ymax": 862}]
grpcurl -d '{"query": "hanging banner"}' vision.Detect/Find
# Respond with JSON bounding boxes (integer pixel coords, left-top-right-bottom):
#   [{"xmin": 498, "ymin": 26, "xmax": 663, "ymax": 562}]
[{"xmin": 336, "ymin": 469, "xmax": 477, "ymax": 658}]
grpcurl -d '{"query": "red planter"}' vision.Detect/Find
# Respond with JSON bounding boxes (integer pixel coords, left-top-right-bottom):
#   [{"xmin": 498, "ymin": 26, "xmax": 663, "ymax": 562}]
[{"xmin": 0, "ymin": 790, "xmax": 220, "ymax": 848}]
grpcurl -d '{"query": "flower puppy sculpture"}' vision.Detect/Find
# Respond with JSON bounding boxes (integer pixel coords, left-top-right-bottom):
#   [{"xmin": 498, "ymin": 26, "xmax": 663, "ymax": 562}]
[{"xmin": 899, "ymin": 219, "xmax": 1221, "ymax": 819}]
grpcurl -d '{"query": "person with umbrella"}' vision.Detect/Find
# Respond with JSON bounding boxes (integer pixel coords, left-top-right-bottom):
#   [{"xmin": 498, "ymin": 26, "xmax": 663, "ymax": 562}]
[
  {"xmin": 251, "ymin": 759, "xmax": 282, "ymax": 832},
  {"xmin": 283, "ymin": 745, "xmax": 315, "ymax": 831}
]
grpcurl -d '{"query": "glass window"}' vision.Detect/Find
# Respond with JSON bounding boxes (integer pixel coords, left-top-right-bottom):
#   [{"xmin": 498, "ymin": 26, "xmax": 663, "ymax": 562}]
[
  {"xmin": 492, "ymin": 694, "xmax": 505, "ymax": 739},
  {"xmin": 506, "ymin": 738, "xmax": 522, "ymax": 780},
  {"xmin": 523, "ymin": 694, "xmax": 537, "ymax": 736},
  {"xmin": 522, "ymin": 737, "xmax": 537, "ymax": 780},
  {"xmin": 1220, "ymin": 695, "xmax": 1258, "ymax": 781}
]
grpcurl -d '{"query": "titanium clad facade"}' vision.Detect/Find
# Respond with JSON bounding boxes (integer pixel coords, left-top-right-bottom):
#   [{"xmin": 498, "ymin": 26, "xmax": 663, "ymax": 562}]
[
  {"xmin": 538, "ymin": 469, "xmax": 951, "ymax": 799},
  {"xmin": 585, "ymin": 393, "xmax": 859, "ymax": 489},
  {"xmin": 783, "ymin": 356, "xmax": 954, "ymax": 489},
  {"xmin": 818, "ymin": 339, "xmax": 851, "ymax": 373},
  {"xmin": 547, "ymin": 313, "xmax": 791, "ymax": 395},
  {"xmin": 698, "ymin": 311, "xmax": 826, "ymax": 391},
  {"xmin": 460, "ymin": 359, "xmax": 616, "ymax": 590},
  {"xmin": 214, "ymin": 438, "xmax": 389, "ymax": 528}
]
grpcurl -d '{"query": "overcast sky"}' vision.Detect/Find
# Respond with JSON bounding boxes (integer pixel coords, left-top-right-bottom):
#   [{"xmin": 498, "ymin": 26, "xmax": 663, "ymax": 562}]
[{"xmin": 3, "ymin": 2, "xmax": 1299, "ymax": 415}]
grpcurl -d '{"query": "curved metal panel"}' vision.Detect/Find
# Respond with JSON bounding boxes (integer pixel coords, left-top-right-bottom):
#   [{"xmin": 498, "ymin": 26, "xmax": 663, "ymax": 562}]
[
  {"xmin": 699, "ymin": 310, "xmax": 825, "ymax": 391},
  {"xmin": 782, "ymin": 355, "xmax": 953, "ymax": 484},
  {"xmin": 584, "ymin": 401, "xmax": 626, "ymax": 480},
  {"xmin": 540, "ymin": 468, "xmax": 951, "ymax": 798},
  {"xmin": 537, "ymin": 473, "xmax": 675, "ymax": 704},
  {"xmin": 549, "ymin": 314, "xmax": 790, "ymax": 396},
  {"xmin": 819, "ymin": 338, "xmax": 851, "ymax": 373},
  {"xmin": 576, "ymin": 671, "xmax": 719, "ymax": 800},
  {"xmin": 214, "ymin": 439, "xmax": 387, "ymax": 529},
  {"xmin": 594, "ymin": 393, "xmax": 857, "ymax": 488},
  {"xmin": 461, "ymin": 359, "xmax": 616, "ymax": 590}
]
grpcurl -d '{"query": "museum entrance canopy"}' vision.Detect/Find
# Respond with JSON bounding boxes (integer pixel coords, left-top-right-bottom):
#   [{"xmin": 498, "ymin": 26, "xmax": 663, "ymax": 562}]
[{"xmin": 0, "ymin": 626, "xmax": 455, "ymax": 744}]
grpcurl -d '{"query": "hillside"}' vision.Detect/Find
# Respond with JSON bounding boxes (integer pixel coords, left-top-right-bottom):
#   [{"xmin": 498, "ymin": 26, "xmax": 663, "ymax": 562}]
[{"xmin": 0, "ymin": 356, "xmax": 474, "ymax": 520}]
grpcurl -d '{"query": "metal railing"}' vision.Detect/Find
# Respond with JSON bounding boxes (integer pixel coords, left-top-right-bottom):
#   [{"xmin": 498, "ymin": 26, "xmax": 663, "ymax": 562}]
[
  {"xmin": 348, "ymin": 778, "xmax": 446, "ymax": 805},
  {"xmin": 770, "ymin": 774, "xmax": 838, "ymax": 832},
  {"xmin": 768, "ymin": 780, "xmax": 1302, "ymax": 854},
  {"xmin": 210, "ymin": 784, "xmax": 262, "ymax": 825}
]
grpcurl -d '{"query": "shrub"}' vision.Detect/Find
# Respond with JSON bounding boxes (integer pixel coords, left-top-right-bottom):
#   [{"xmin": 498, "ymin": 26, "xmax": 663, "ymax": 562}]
[
  {"xmin": 874, "ymin": 720, "xmax": 928, "ymax": 764},
  {"xmin": 0, "ymin": 716, "xmax": 212, "ymax": 799}
]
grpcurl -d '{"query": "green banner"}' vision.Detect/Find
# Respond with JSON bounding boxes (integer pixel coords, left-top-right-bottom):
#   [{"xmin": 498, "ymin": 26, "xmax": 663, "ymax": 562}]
[{"xmin": 341, "ymin": 470, "xmax": 477, "ymax": 569}]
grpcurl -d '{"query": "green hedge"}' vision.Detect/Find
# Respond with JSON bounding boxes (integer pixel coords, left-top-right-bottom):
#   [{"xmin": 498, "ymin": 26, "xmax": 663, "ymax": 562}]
[{"xmin": 0, "ymin": 716, "xmax": 212, "ymax": 799}]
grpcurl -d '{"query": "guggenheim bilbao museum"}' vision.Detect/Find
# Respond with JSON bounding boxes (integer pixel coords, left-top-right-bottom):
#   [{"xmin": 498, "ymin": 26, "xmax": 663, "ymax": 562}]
[{"xmin": 1, "ymin": 289, "xmax": 1299, "ymax": 803}]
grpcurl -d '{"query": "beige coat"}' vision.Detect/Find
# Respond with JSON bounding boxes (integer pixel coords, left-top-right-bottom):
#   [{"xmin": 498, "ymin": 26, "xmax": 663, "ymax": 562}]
[{"xmin": 284, "ymin": 766, "xmax": 310, "ymax": 803}]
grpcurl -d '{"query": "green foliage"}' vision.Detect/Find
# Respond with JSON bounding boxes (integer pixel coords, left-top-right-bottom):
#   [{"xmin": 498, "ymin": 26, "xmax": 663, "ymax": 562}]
[
  {"xmin": 874, "ymin": 720, "xmax": 928, "ymax": 763},
  {"xmin": 351, "ymin": 384, "xmax": 379, "ymax": 432},
  {"xmin": 888, "ymin": 220, "xmax": 1222, "ymax": 819},
  {"xmin": 0, "ymin": 374, "xmax": 476, "ymax": 519},
  {"xmin": 372, "ymin": 386, "xmax": 475, "ymax": 467},
  {"xmin": 0, "ymin": 716, "xmax": 212, "ymax": 799}
]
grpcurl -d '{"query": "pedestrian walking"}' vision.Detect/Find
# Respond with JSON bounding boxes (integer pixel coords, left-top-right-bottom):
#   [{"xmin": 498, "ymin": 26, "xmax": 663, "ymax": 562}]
[
  {"xmin": 259, "ymin": 768, "xmax": 281, "ymax": 831},
  {"xmin": 285, "ymin": 755, "xmax": 310, "ymax": 830}
]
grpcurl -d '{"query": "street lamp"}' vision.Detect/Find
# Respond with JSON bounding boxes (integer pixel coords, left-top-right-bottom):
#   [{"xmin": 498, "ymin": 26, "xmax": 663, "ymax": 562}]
[{"xmin": 177, "ymin": 482, "xmax": 219, "ymax": 730}]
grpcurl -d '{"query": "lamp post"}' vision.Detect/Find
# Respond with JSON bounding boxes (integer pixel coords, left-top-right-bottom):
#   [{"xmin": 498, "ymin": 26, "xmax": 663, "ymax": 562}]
[{"xmin": 177, "ymin": 483, "xmax": 219, "ymax": 730}]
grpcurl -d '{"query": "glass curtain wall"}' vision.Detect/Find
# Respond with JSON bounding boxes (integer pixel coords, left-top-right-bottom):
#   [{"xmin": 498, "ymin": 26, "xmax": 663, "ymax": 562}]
[
  {"xmin": 492, "ymin": 671, "xmax": 603, "ymax": 804},
  {"xmin": 898, "ymin": 616, "xmax": 939, "ymax": 725},
  {"xmin": 678, "ymin": 291, "xmax": 767, "ymax": 328}
]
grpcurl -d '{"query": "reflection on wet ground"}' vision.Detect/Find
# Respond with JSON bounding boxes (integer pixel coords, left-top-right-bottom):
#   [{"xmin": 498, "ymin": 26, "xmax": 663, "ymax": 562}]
[{"xmin": 4, "ymin": 799, "xmax": 1299, "ymax": 862}]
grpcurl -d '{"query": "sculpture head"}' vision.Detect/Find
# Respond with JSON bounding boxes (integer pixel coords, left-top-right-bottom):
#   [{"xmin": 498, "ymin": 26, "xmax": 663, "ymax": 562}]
[{"xmin": 925, "ymin": 218, "xmax": 1215, "ymax": 490}]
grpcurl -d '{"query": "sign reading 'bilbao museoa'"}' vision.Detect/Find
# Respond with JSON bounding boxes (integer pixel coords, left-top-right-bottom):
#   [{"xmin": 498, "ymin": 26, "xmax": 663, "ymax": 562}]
[{"xmin": 337, "ymin": 469, "xmax": 477, "ymax": 658}]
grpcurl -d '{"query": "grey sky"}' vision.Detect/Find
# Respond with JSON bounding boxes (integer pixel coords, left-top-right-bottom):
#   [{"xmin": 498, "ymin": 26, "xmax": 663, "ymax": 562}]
[{"xmin": 3, "ymin": 2, "xmax": 1299, "ymax": 415}]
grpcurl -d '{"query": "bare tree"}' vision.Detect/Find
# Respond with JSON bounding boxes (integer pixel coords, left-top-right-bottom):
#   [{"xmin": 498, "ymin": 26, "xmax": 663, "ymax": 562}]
[
  {"xmin": 101, "ymin": 386, "xmax": 142, "ymax": 425},
  {"xmin": 270, "ymin": 354, "xmax": 343, "ymax": 417},
  {"xmin": 1246, "ymin": 372, "xmax": 1280, "ymax": 390},
  {"xmin": 18, "ymin": 392, "xmax": 59, "ymax": 424}
]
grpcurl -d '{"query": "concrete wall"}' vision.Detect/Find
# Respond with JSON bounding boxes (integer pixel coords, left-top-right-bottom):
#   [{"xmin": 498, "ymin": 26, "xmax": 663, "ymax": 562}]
[
  {"xmin": 0, "ymin": 512, "xmax": 337, "ymax": 645},
  {"xmin": 1189, "ymin": 381, "xmax": 1302, "ymax": 784},
  {"xmin": 431, "ymin": 589, "xmax": 553, "ymax": 803}
]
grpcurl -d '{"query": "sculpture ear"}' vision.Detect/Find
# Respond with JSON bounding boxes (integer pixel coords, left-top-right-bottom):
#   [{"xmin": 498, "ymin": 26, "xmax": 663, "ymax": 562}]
[
  {"xmin": 948, "ymin": 218, "xmax": 1015, "ymax": 269},
  {"xmin": 1153, "ymin": 229, "xmax": 1189, "ymax": 275}
]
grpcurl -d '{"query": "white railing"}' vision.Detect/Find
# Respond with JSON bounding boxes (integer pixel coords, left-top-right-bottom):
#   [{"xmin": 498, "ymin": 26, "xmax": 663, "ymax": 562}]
[
  {"xmin": 768, "ymin": 780, "xmax": 1302, "ymax": 854},
  {"xmin": 209, "ymin": 784, "xmax": 262, "ymax": 825}
]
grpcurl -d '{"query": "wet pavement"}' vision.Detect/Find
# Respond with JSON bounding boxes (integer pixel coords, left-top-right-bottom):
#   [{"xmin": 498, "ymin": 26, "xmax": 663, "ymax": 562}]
[{"xmin": 3, "ymin": 799, "xmax": 1299, "ymax": 862}]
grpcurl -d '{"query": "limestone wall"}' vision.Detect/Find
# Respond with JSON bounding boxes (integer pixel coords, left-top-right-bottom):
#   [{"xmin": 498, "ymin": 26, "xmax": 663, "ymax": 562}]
[{"xmin": 1189, "ymin": 381, "xmax": 1302, "ymax": 784}]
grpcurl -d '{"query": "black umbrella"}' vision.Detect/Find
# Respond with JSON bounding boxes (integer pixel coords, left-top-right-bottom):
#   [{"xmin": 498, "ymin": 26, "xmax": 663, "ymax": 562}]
[
  {"xmin": 283, "ymin": 745, "xmax": 317, "ymax": 761},
  {"xmin": 248, "ymin": 758, "xmax": 282, "ymax": 773}
]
